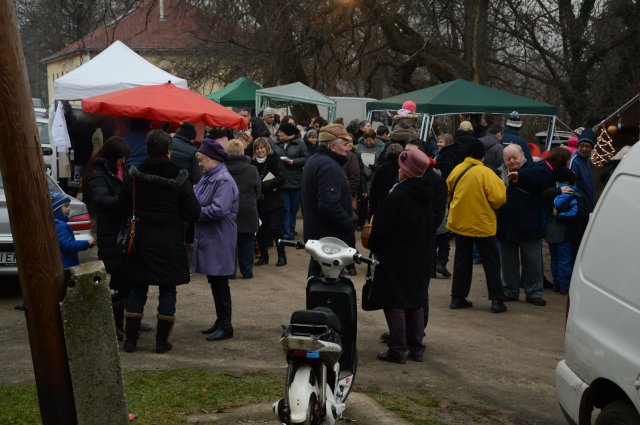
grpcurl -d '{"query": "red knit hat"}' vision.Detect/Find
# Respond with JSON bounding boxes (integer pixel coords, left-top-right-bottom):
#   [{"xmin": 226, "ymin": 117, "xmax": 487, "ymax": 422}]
[{"xmin": 401, "ymin": 100, "xmax": 417, "ymax": 113}]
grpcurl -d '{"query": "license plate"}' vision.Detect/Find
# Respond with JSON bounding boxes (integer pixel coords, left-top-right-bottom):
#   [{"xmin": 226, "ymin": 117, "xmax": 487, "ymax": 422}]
[{"xmin": 0, "ymin": 252, "xmax": 16, "ymax": 265}]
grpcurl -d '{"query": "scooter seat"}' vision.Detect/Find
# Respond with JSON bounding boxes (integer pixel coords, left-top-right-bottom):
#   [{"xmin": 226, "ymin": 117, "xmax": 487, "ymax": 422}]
[{"xmin": 290, "ymin": 307, "xmax": 342, "ymax": 333}]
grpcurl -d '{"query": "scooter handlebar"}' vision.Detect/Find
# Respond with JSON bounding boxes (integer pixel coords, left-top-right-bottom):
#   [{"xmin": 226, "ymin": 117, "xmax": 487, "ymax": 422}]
[
  {"xmin": 353, "ymin": 253, "xmax": 379, "ymax": 267},
  {"xmin": 278, "ymin": 239, "xmax": 306, "ymax": 249}
]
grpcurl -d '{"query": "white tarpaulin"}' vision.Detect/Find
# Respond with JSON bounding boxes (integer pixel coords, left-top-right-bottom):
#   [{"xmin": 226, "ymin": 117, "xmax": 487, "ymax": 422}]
[
  {"xmin": 53, "ymin": 40, "xmax": 187, "ymax": 100},
  {"xmin": 51, "ymin": 101, "xmax": 71, "ymax": 150}
]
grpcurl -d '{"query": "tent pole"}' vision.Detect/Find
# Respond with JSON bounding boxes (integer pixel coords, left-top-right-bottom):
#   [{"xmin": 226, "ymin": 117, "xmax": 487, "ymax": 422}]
[{"xmin": 546, "ymin": 116, "xmax": 557, "ymax": 151}]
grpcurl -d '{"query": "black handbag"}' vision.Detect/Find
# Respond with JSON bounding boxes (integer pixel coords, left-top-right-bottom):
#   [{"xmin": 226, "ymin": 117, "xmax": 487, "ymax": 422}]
[
  {"xmin": 117, "ymin": 178, "xmax": 137, "ymax": 255},
  {"xmin": 361, "ymin": 262, "xmax": 382, "ymax": 311}
]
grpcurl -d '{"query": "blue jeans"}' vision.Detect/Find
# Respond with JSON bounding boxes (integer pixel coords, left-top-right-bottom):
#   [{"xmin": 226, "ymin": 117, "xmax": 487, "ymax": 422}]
[
  {"xmin": 236, "ymin": 232, "xmax": 255, "ymax": 278},
  {"xmin": 280, "ymin": 189, "xmax": 300, "ymax": 238},
  {"xmin": 499, "ymin": 238, "xmax": 543, "ymax": 300},
  {"xmin": 127, "ymin": 284, "xmax": 177, "ymax": 316},
  {"xmin": 549, "ymin": 242, "xmax": 573, "ymax": 292}
]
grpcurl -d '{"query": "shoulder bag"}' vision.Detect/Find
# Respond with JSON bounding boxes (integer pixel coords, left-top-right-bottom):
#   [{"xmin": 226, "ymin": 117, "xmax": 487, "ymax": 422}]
[
  {"xmin": 361, "ymin": 261, "xmax": 382, "ymax": 311},
  {"xmin": 449, "ymin": 164, "xmax": 476, "ymax": 204}
]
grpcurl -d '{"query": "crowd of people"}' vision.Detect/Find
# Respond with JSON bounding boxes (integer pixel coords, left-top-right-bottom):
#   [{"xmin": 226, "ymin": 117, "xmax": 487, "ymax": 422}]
[{"xmin": 52, "ymin": 101, "xmax": 600, "ymax": 363}]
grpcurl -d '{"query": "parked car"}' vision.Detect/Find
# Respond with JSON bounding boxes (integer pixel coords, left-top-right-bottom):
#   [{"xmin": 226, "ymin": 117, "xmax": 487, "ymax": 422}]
[
  {"xmin": 36, "ymin": 116, "xmax": 54, "ymax": 175},
  {"xmin": 0, "ymin": 173, "xmax": 93, "ymax": 276},
  {"xmin": 32, "ymin": 98, "xmax": 47, "ymax": 118},
  {"xmin": 555, "ymin": 143, "xmax": 640, "ymax": 425}
]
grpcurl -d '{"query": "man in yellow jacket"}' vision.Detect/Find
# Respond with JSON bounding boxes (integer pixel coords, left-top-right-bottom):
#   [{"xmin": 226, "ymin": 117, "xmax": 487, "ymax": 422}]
[{"xmin": 446, "ymin": 138, "xmax": 507, "ymax": 313}]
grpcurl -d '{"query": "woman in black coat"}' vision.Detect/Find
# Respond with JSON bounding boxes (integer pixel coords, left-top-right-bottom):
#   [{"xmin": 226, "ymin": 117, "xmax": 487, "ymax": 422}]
[
  {"xmin": 225, "ymin": 140, "xmax": 261, "ymax": 279},
  {"xmin": 368, "ymin": 148, "xmax": 434, "ymax": 364},
  {"xmin": 369, "ymin": 143, "xmax": 403, "ymax": 217},
  {"xmin": 251, "ymin": 137, "xmax": 286, "ymax": 266},
  {"xmin": 118, "ymin": 130, "xmax": 201, "ymax": 354},
  {"xmin": 83, "ymin": 136, "xmax": 131, "ymax": 340}
]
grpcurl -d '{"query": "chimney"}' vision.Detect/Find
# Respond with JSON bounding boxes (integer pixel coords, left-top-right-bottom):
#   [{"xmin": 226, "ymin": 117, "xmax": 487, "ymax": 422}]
[{"xmin": 159, "ymin": 0, "xmax": 166, "ymax": 21}]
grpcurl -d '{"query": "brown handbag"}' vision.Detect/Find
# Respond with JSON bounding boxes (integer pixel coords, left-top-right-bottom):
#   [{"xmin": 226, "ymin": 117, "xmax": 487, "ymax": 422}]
[
  {"xmin": 360, "ymin": 215, "xmax": 373, "ymax": 249},
  {"xmin": 117, "ymin": 178, "xmax": 137, "ymax": 255}
]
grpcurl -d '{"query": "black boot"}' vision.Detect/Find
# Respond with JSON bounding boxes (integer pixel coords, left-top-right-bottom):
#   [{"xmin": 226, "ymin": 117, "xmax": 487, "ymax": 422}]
[
  {"xmin": 201, "ymin": 285, "xmax": 223, "ymax": 334},
  {"xmin": 123, "ymin": 312, "xmax": 142, "ymax": 353},
  {"xmin": 436, "ymin": 263, "xmax": 451, "ymax": 278},
  {"xmin": 255, "ymin": 252, "xmax": 269, "ymax": 266},
  {"xmin": 207, "ymin": 281, "xmax": 233, "ymax": 341},
  {"xmin": 112, "ymin": 299, "xmax": 125, "ymax": 341},
  {"xmin": 276, "ymin": 245, "xmax": 287, "ymax": 266},
  {"xmin": 156, "ymin": 314, "xmax": 175, "ymax": 354}
]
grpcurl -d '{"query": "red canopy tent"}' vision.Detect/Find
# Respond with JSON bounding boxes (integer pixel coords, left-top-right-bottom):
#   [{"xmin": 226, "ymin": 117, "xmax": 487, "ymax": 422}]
[{"xmin": 82, "ymin": 83, "xmax": 248, "ymax": 129}]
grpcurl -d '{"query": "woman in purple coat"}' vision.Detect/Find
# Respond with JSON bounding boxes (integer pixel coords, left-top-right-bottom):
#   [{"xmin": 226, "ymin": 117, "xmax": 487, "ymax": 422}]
[{"xmin": 193, "ymin": 139, "xmax": 240, "ymax": 341}]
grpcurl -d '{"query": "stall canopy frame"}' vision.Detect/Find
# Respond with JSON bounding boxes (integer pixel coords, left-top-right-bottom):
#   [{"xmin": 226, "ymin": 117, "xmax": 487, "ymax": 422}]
[
  {"xmin": 255, "ymin": 82, "xmax": 337, "ymax": 122},
  {"xmin": 367, "ymin": 79, "xmax": 557, "ymax": 150}
]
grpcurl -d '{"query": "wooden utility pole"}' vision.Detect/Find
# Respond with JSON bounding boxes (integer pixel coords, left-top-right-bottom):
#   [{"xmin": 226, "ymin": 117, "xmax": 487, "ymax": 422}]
[{"xmin": 0, "ymin": 1, "xmax": 77, "ymax": 424}]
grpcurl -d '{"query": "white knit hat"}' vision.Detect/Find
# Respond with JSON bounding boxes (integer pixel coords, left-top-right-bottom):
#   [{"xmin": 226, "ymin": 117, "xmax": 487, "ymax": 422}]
[{"xmin": 506, "ymin": 111, "xmax": 522, "ymax": 128}]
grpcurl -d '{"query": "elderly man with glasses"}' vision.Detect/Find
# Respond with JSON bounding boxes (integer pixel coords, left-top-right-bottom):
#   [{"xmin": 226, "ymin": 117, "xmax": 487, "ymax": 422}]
[{"xmin": 301, "ymin": 124, "xmax": 356, "ymax": 277}]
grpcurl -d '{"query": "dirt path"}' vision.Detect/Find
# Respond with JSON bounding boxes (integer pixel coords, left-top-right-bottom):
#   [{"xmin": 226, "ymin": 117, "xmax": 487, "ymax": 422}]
[{"xmin": 0, "ymin": 224, "xmax": 566, "ymax": 424}]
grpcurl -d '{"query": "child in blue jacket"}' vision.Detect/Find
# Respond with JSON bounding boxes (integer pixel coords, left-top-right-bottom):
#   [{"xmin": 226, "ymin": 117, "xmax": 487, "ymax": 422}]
[
  {"xmin": 544, "ymin": 168, "xmax": 586, "ymax": 294},
  {"xmin": 52, "ymin": 191, "xmax": 94, "ymax": 268}
]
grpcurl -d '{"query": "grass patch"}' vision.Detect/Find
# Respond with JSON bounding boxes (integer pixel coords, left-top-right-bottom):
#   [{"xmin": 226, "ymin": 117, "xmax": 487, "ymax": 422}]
[
  {"xmin": 0, "ymin": 369, "xmax": 282, "ymax": 425},
  {"xmin": 362, "ymin": 385, "xmax": 458, "ymax": 425}
]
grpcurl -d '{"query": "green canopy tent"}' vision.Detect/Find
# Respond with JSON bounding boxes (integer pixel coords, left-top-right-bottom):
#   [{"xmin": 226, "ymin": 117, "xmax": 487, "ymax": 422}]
[
  {"xmin": 367, "ymin": 79, "xmax": 558, "ymax": 149},
  {"xmin": 205, "ymin": 77, "xmax": 263, "ymax": 108},
  {"xmin": 255, "ymin": 82, "xmax": 336, "ymax": 122}
]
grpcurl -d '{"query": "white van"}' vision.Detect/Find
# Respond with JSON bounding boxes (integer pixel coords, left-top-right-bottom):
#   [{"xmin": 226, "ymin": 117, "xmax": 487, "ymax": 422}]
[{"xmin": 556, "ymin": 143, "xmax": 640, "ymax": 424}]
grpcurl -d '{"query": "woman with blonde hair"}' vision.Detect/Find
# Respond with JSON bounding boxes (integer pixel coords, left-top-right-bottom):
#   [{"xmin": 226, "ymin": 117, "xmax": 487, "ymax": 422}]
[{"xmin": 251, "ymin": 137, "xmax": 286, "ymax": 265}]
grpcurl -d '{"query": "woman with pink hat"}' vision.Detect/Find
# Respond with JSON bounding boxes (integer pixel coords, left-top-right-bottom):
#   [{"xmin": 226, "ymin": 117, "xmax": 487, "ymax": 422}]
[{"xmin": 367, "ymin": 148, "xmax": 434, "ymax": 364}]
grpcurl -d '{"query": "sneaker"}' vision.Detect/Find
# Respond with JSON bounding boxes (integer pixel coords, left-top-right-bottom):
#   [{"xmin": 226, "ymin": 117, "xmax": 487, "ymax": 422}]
[
  {"xmin": 526, "ymin": 298, "xmax": 547, "ymax": 306},
  {"xmin": 450, "ymin": 298, "xmax": 473, "ymax": 309},
  {"xmin": 491, "ymin": 299, "xmax": 507, "ymax": 313},
  {"xmin": 436, "ymin": 264, "xmax": 451, "ymax": 278}
]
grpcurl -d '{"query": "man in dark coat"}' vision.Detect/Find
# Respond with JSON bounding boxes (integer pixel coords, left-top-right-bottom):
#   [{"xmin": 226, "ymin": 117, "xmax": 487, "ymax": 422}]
[
  {"xmin": 479, "ymin": 124, "xmax": 504, "ymax": 174},
  {"xmin": 369, "ymin": 148, "xmax": 434, "ymax": 364},
  {"xmin": 569, "ymin": 128, "xmax": 597, "ymax": 213},
  {"xmin": 118, "ymin": 130, "xmax": 201, "ymax": 354},
  {"xmin": 498, "ymin": 144, "xmax": 555, "ymax": 306},
  {"xmin": 171, "ymin": 122, "xmax": 202, "ymax": 184},
  {"xmin": 301, "ymin": 124, "xmax": 355, "ymax": 277}
]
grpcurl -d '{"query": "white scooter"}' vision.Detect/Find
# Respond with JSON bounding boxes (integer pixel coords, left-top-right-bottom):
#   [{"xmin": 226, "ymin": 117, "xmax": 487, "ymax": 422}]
[{"xmin": 273, "ymin": 237, "xmax": 377, "ymax": 425}]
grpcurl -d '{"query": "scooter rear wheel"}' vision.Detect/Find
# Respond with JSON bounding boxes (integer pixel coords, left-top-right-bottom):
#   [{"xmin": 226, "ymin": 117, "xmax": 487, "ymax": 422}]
[{"xmin": 301, "ymin": 393, "xmax": 318, "ymax": 425}]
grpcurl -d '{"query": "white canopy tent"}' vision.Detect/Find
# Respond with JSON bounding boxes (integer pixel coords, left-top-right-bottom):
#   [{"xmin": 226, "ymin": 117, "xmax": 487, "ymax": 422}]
[
  {"xmin": 53, "ymin": 40, "xmax": 187, "ymax": 101},
  {"xmin": 50, "ymin": 40, "xmax": 188, "ymax": 181}
]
